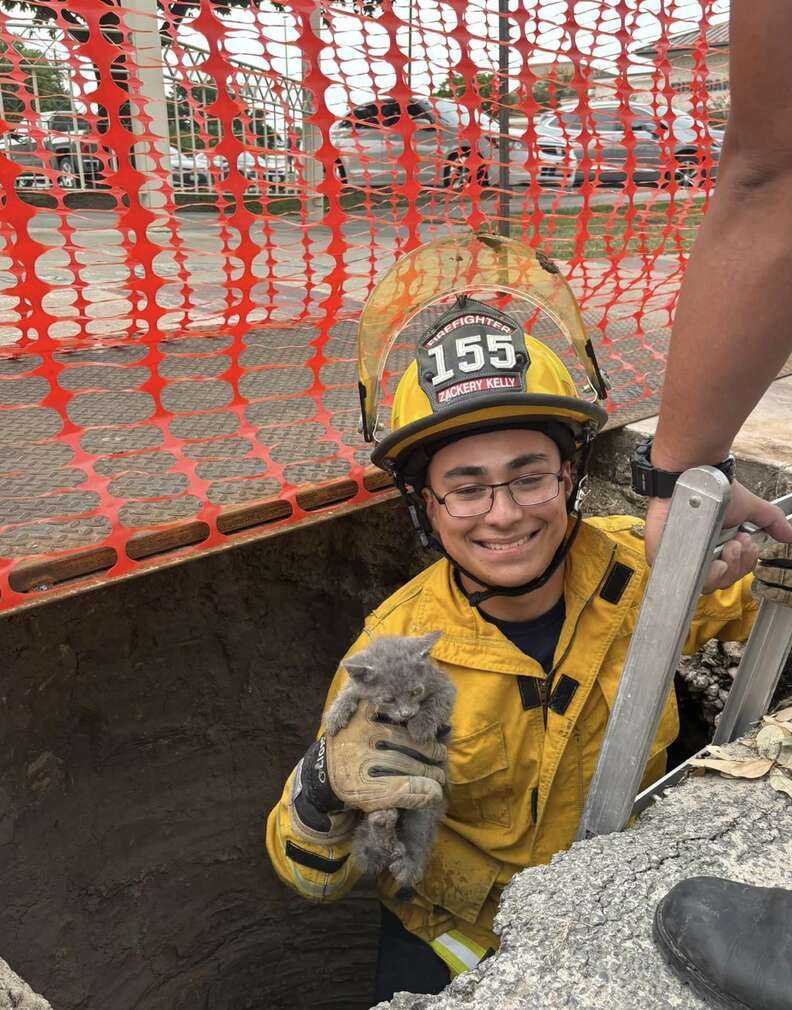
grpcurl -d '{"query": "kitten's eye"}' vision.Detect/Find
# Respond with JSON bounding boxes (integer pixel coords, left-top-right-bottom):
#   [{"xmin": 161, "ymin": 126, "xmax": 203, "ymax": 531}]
[
  {"xmin": 411, "ymin": 687, "xmax": 422, "ymax": 697},
  {"xmin": 382, "ymin": 697, "xmax": 394, "ymax": 705}
]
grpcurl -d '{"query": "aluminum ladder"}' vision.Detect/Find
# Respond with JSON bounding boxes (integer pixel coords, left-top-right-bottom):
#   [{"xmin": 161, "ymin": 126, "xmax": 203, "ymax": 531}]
[{"xmin": 577, "ymin": 467, "xmax": 792, "ymax": 841}]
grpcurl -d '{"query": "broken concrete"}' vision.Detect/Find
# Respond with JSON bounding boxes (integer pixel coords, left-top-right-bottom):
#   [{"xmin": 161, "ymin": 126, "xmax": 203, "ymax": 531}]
[
  {"xmin": 0, "ymin": 959, "xmax": 51, "ymax": 1010},
  {"xmin": 379, "ymin": 755, "xmax": 792, "ymax": 1010}
]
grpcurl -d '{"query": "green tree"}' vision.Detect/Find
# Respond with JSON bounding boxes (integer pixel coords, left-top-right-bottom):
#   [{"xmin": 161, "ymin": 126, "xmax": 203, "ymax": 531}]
[
  {"xmin": 433, "ymin": 71, "xmax": 518, "ymax": 116},
  {"xmin": 167, "ymin": 81, "xmax": 284, "ymax": 152},
  {"xmin": 434, "ymin": 65, "xmax": 577, "ymax": 117},
  {"xmin": 0, "ymin": 40, "xmax": 70, "ymax": 122},
  {"xmin": 532, "ymin": 66, "xmax": 576, "ymax": 110}
]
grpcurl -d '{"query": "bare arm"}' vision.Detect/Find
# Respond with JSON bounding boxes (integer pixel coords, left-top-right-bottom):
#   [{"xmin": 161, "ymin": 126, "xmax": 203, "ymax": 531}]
[
  {"xmin": 646, "ymin": 2, "xmax": 792, "ymax": 572},
  {"xmin": 653, "ymin": 2, "xmax": 792, "ymax": 468}
]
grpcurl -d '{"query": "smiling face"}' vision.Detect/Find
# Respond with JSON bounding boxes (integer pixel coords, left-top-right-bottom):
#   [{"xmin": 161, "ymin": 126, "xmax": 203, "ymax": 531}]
[{"xmin": 423, "ymin": 428, "xmax": 573, "ymax": 614}]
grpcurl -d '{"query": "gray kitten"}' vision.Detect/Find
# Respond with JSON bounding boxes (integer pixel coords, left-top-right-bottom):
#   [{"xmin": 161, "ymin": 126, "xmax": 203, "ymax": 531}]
[{"xmin": 324, "ymin": 632, "xmax": 456, "ymax": 890}]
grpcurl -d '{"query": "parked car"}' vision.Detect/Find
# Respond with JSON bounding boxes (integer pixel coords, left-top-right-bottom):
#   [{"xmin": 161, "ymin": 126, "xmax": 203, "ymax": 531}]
[
  {"xmin": 537, "ymin": 101, "xmax": 722, "ymax": 188},
  {"xmin": 174, "ymin": 149, "xmax": 291, "ymax": 192},
  {"xmin": 195, "ymin": 149, "xmax": 292, "ymax": 188},
  {"xmin": 433, "ymin": 98, "xmax": 576, "ymax": 190},
  {"xmin": 169, "ymin": 146, "xmax": 212, "ymax": 190},
  {"xmin": 329, "ymin": 96, "xmax": 576, "ymax": 191},
  {"xmin": 237, "ymin": 150, "xmax": 291, "ymax": 185},
  {"xmin": 1, "ymin": 110, "xmax": 106, "ymax": 189}
]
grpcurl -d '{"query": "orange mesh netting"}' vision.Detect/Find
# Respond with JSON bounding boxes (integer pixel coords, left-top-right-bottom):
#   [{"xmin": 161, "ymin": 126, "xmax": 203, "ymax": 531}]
[{"xmin": 0, "ymin": 0, "xmax": 729, "ymax": 611}]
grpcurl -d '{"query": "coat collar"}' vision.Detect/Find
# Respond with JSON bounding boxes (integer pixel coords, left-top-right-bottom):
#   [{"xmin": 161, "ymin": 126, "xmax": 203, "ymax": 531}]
[{"xmin": 408, "ymin": 518, "xmax": 634, "ymax": 676}]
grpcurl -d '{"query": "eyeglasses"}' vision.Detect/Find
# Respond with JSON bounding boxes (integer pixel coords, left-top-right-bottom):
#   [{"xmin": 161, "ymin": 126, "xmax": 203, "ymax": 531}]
[{"xmin": 429, "ymin": 472, "xmax": 564, "ymax": 518}]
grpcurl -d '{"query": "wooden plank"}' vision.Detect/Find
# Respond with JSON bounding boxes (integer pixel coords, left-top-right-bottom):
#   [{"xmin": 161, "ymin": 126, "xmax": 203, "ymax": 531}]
[
  {"xmin": 9, "ymin": 548, "xmax": 118, "ymax": 593},
  {"xmin": 3, "ymin": 469, "xmax": 396, "ymax": 600},
  {"xmin": 126, "ymin": 521, "xmax": 211, "ymax": 561},
  {"xmin": 217, "ymin": 498, "xmax": 292, "ymax": 535}
]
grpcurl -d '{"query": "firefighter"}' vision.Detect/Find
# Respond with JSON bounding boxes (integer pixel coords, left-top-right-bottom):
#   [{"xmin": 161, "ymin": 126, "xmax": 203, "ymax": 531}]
[{"xmin": 265, "ymin": 235, "xmax": 758, "ymax": 1002}]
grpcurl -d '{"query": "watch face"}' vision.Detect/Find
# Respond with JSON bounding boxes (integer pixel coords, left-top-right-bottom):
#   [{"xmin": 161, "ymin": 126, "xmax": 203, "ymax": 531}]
[{"xmin": 416, "ymin": 299, "xmax": 529, "ymax": 411}]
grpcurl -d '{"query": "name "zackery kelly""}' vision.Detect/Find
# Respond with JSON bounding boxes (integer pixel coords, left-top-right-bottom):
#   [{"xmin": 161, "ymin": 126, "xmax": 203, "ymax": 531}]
[{"xmin": 436, "ymin": 375, "xmax": 519, "ymax": 403}]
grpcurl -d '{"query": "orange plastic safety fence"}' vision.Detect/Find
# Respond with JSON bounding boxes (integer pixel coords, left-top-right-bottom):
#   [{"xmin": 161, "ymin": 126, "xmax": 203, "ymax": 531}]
[{"xmin": 0, "ymin": 0, "xmax": 728, "ymax": 610}]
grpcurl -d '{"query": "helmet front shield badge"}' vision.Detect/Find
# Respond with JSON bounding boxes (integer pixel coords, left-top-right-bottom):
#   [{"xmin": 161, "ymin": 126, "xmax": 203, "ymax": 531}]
[{"xmin": 356, "ymin": 233, "xmax": 609, "ymax": 443}]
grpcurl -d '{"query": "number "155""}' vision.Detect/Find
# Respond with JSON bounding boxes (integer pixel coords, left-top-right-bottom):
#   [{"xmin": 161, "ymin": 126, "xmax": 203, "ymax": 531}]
[{"xmin": 428, "ymin": 333, "xmax": 516, "ymax": 385}]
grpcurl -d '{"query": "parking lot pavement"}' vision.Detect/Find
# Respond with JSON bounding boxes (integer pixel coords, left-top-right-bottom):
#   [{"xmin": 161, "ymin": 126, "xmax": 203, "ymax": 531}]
[
  {"xmin": 0, "ymin": 190, "xmax": 692, "ymax": 595},
  {"xmin": 0, "ymin": 186, "xmax": 700, "ymax": 347}
]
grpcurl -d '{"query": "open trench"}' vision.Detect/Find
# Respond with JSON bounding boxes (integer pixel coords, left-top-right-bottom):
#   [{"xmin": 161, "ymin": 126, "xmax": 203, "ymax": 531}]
[
  {"xmin": 1, "ymin": 498, "xmax": 426, "ymax": 1010},
  {"xmin": 4, "ymin": 467, "xmax": 783, "ymax": 1010}
]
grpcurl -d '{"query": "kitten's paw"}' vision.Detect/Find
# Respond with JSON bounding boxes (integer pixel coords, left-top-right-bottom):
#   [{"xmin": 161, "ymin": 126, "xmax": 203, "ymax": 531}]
[
  {"xmin": 406, "ymin": 713, "xmax": 436, "ymax": 745},
  {"xmin": 323, "ymin": 709, "xmax": 349, "ymax": 736},
  {"xmin": 389, "ymin": 839, "xmax": 407, "ymax": 862},
  {"xmin": 369, "ymin": 808, "xmax": 398, "ymax": 830},
  {"xmin": 322, "ymin": 716, "xmax": 340, "ymax": 736},
  {"xmin": 389, "ymin": 854, "xmax": 419, "ymax": 888},
  {"xmin": 355, "ymin": 847, "xmax": 388, "ymax": 876}
]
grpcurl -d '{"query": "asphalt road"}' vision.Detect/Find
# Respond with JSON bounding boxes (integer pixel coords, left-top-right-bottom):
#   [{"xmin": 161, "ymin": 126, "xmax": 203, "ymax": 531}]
[{"xmin": 0, "ymin": 186, "xmax": 698, "ymax": 347}]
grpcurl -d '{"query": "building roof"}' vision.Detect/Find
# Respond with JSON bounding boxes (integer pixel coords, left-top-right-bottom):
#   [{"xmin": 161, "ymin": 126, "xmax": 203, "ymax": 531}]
[{"xmin": 634, "ymin": 21, "xmax": 729, "ymax": 57}]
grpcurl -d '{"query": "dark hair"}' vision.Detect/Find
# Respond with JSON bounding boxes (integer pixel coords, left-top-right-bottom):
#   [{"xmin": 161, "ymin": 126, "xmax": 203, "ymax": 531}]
[{"xmin": 401, "ymin": 420, "xmax": 578, "ymax": 491}]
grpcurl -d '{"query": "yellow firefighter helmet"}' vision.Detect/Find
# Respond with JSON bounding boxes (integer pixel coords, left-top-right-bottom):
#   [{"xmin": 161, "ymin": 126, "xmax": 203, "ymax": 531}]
[{"xmin": 356, "ymin": 232, "xmax": 609, "ymax": 478}]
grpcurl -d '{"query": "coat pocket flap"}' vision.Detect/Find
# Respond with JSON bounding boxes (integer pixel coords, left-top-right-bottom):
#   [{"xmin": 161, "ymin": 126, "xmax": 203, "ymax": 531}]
[{"xmin": 448, "ymin": 721, "xmax": 508, "ymax": 786}]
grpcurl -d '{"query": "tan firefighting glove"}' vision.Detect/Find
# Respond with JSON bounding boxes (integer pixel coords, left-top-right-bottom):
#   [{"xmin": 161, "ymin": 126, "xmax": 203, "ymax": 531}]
[
  {"xmin": 752, "ymin": 542, "xmax": 792, "ymax": 605},
  {"xmin": 298, "ymin": 700, "xmax": 447, "ymax": 822}
]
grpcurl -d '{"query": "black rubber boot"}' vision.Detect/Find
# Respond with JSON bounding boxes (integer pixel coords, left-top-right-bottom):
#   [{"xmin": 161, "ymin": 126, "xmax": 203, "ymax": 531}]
[{"xmin": 653, "ymin": 876, "xmax": 792, "ymax": 1010}]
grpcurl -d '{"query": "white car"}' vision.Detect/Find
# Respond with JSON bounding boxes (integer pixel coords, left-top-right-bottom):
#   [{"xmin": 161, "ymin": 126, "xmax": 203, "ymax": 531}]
[
  {"xmin": 169, "ymin": 146, "xmax": 211, "ymax": 189},
  {"xmin": 236, "ymin": 150, "xmax": 291, "ymax": 186},
  {"xmin": 537, "ymin": 100, "xmax": 722, "ymax": 188},
  {"xmin": 328, "ymin": 96, "xmax": 576, "ymax": 190},
  {"xmin": 189, "ymin": 149, "xmax": 292, "ymax": 188}
]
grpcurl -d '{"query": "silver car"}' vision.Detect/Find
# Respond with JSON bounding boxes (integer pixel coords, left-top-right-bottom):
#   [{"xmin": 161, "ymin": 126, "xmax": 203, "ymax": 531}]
[
  {"xmin": 2, "ymin": 111, "xmax": 106, "ymax": 189},
  {"xmin": 182, "ymin": 149, "xmax": 292, "ymax": 191},
  {"xmin": 329, "ymin": 96, "xmax": 575, "ymax": 191},
  {"xmin": 537, "ymin": 101, "xmax": 722, "ymax": 188}
]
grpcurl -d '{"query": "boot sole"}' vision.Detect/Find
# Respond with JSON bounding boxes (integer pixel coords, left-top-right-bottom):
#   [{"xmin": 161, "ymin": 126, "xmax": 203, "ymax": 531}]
[{"xmin": 652, "ymin": 899, "xmax": 752, "ymax": 1010}]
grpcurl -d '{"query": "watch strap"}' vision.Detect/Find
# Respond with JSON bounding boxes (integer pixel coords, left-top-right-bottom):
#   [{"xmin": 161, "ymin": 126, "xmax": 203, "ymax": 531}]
[{"xmin": 630, "ymin": 438, "xmax": 735, "ymax": 498}]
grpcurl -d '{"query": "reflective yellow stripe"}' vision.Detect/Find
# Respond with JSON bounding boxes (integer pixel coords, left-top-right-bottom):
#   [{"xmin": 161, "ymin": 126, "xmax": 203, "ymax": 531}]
[
  {"xmin": 275, "ymin": 806, "xmax": 350, "ymax": 900},
  {"xmin": 429, "ymin": 930, "xmax": 488, "ymax": 977}
]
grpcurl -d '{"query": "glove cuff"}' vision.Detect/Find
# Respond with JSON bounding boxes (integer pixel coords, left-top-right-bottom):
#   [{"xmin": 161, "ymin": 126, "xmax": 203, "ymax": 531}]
[
  {"xmin": 290, "ymin": 754, "xmax": 357, "ymax": 843},
  {"xmin": 300, "ymin": 737, "xmax": 345, "ymax": 814}
]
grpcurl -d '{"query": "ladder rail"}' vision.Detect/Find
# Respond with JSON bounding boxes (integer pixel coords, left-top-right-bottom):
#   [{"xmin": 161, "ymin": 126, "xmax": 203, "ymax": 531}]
[
  {"xmin": 710, "ymin": 598, "xmax": 792, "ymax": 744},
  {"xmin": 579, "ymin": 478, "xmax": 792, "ymax": 840},
  {"xmin": 576, "ymin": 467, "xmax": 732, "ymax": 842}
]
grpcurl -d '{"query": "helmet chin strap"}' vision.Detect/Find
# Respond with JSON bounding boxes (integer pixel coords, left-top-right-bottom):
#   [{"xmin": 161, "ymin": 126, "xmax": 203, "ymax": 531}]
[
  {"xmin": 393, "ymin": 474, "xmax": 585, "ymax": 609},
  {"xmin": 449, "ymin": 512, "xmax": 583, "ymax": 607}
]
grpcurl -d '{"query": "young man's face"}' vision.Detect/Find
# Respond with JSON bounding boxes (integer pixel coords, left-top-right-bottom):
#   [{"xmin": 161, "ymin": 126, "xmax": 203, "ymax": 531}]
[{"xmin": 423, "ymin": 428, "xmax": 573, "ymax": 590}]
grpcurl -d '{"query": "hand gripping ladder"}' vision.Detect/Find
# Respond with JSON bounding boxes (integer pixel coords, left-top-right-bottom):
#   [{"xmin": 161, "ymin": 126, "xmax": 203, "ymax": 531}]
[{"xmin": 577, "ymin": 467, "xmax": 792, "ymax": 841}]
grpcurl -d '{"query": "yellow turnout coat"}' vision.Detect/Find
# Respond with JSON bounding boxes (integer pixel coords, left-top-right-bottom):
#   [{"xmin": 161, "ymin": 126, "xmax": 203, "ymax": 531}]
[{"xmin": 266, "ymin": 516, "xmax": 756, "ymax": 955}]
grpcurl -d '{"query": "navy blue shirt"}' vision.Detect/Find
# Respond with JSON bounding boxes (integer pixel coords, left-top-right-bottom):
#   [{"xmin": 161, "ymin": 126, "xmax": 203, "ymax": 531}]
[{"xmin": 480, "ymin": 595, "xmax": 566, "ymax": 673}]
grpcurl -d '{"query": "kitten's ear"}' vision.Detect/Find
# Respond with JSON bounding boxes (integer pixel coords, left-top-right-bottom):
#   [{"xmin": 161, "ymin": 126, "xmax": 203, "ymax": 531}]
[
  {"xmin": 342, "ymin": 657, "xmax": 375, "ymax": 684},
  {"xmin": 416, "ymin": 631, "xmax": 442, "ymax": 657}
]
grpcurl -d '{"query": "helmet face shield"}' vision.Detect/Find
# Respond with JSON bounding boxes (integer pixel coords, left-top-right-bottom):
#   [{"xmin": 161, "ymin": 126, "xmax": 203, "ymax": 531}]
[{"xmin": 356, "ymin": 233, "xmax": 609, "ymax": 442}]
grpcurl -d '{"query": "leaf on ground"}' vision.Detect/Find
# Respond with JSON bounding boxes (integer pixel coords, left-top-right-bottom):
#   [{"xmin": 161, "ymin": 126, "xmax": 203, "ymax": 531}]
[
  {"xmin": 768, "ymin": 768, "xmax": 792, "ymax": 799},
  {"xmin": 762, "ymin": 713, "xmax": 792, "ymax": 730},
  {"xmin": 776, "ymin": 746, "xmax": 792, "ymax": 772},
  {"xmin": 756, "ymin": 725, "xmax": 789, "ymax": 761},
  {"xmin": 688, "ymin": 756, "xmax": 774, "ymax": 779},
  {"xmin": 700, "ymin": 744, "xmax": 734, "ymax": 760},
  {"xmin": 767, "ymin": 705, "xmax": 792, "ymax": 724}
]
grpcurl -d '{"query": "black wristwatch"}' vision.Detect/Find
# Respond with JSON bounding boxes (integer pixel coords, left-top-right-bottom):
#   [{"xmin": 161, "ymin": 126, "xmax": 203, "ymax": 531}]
[{"xmin": 630, "ymin": 437, "xmax": 736, "ymax": 499}]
